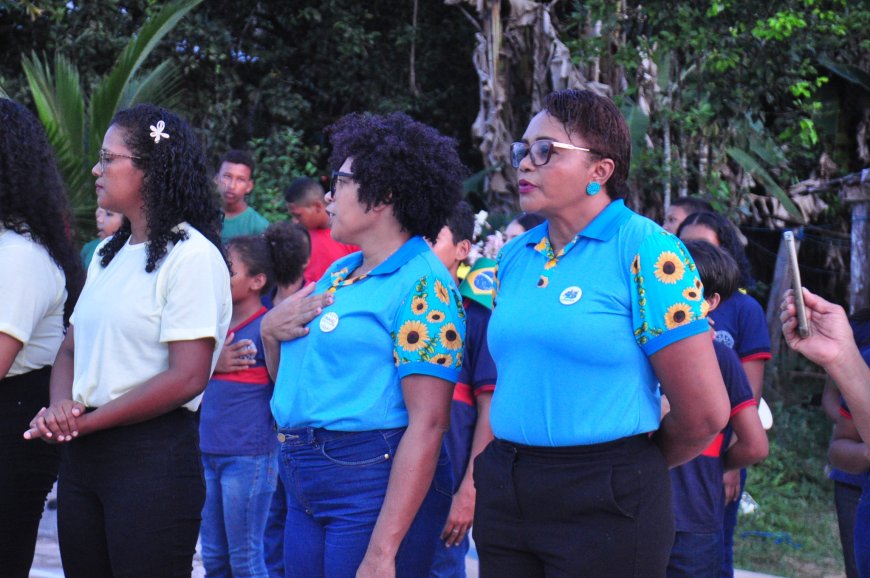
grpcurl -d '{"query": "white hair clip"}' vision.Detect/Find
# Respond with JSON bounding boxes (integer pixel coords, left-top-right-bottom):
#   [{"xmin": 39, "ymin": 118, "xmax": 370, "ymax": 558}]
[{"xmin": 149, "ymin": 120, "xmax": 170, "ymax": 144}]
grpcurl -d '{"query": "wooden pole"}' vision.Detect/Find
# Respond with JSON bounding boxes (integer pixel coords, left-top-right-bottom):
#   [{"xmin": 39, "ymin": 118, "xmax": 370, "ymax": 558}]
[{"xmin": 841, "ymin": 169, "xmax": 870, "ymax": 314}]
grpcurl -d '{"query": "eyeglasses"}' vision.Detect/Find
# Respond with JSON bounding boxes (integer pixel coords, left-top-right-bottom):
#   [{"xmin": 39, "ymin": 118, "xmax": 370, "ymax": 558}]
[
  {"xmin": 510, "ymin": 140, "xmax": 598, "ymax": 168},
  {"xmin": 99, "ymin": 149, "xmax": 141, "ymax": 173},
  {"xmin": 330, "ymin": 170, "xmax": 354, "ymax": 195}
]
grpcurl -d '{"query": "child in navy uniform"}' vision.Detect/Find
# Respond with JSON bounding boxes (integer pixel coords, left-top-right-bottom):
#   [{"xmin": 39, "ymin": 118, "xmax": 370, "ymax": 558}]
[
  {"xmin": 428, "ymin": 201, "xmax": 497, "ymax": 578},
  {"xmin": 199, "ymin": 235, "xmax": 278, "ymax": 578},
  {"xmin": 666, "ymin": 240, "xmax": 769, "ymax": 578}
]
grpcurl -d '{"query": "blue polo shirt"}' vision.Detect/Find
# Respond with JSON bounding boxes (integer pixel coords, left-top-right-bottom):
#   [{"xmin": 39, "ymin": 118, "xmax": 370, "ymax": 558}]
[
  {"xmin": 271, "ymin": 236, "xmax": 465, "ymax": 431},
  {"xmin": 488, "ymin": 200, "xmax": 709, "ymax": 446}
]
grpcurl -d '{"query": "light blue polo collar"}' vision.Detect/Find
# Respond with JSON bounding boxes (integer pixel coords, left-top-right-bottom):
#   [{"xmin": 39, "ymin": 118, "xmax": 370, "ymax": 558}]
[
  {"xmin": 342, "ymin": 235, "xmax": 429, "ymax": 277},
  {"xmin": 525, "ymin": 199, "xmax": 632, "ymax": 248}
]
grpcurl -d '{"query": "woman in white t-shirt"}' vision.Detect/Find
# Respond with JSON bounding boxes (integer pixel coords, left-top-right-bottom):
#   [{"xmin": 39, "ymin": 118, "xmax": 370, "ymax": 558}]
[
  {"xmin": 0, "ymin": 99, "xmax": 84, "ymax": 578},
  {"xmin": 25, "ymin": 104, "xmax": 231, "ymax": 577}
]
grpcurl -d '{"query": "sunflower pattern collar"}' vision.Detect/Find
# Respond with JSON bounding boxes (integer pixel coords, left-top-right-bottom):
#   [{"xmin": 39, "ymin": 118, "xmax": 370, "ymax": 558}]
[
  {"xmin": 326, "ymin": 267, "xmax": 369, "ymax": 294},
  {"xmin": 532, "ymin": 233, "xmax": 580, "ymax": 289}
]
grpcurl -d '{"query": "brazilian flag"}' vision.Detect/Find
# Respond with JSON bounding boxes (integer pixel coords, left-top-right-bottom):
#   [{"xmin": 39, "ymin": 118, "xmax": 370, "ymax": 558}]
[{"xmin": 459, "ymin": 258, "xmax": 496, "ymax": 310}]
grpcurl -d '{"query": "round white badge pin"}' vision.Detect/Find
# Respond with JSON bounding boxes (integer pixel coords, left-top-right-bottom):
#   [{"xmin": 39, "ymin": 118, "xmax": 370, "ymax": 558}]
[
  {"xmin": 559, "ymin": 286, "xmax": 582, "ymax": 305},
  {"xmin": 319, "ymin": 311, "xmax": 339, "ymax": 333}
]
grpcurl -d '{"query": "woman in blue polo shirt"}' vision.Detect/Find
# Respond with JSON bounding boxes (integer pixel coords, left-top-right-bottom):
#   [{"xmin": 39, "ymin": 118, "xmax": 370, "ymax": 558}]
[
  {"xmin": 261, "ymin": 112, "xmax": 467, "ymax": 578},
  {"xmin": 474, "ymin": 89, "xmax": 731, "ymax": 577}
]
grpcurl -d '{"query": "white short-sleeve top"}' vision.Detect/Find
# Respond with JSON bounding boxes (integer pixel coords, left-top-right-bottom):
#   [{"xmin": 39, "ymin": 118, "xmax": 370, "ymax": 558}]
[
  {"xmin": 71, "ymin": 223, "xmax": 231, "ymax": 411},
  {"xmin": 0, "ymin": 227, "xmax": 67, "ymax": 377}
]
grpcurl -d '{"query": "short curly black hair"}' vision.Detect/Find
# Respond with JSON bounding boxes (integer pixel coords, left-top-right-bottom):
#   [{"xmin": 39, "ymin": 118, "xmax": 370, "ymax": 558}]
[
  {"xmin": 677, "ymin": 211, "xmax": 754, "ymax": 289},
  {"xmin": 218, "ymin": 149, "xmax": 256, "ymax": 180},
  {"xmin": 98, "ymin": 104, "xmax": 224, "ymax": 272},
  {"xmin": 682, "ymin": 239, "xmax": 740, "ymax": 302},
  {"xmin": 445, "ymin": 200, "xmax": 474, "ymax": 244},
  {"xmin": 542, "ymin": 89, "xmax": 631, "ymax": 199},
  {"xmin": 0, "ymin": 99, "xmax": 84, "ymax": 324},
  {"xmin": 327, "ymin": 112, "xmax": 467, "ymax": 241},
  {"xmin": 283, "ymin": 176, "xmax": 324, "ymax": 206},
  {"xmin": 264, "ymin": 221, "xmax": 310, "ymax": 287}
]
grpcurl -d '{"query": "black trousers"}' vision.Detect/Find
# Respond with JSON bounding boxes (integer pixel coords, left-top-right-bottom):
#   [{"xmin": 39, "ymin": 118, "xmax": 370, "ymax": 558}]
[
  {"xmin": 0, "ymin": 366, "xmax": 59, "ymax": 578},
  {"xmin": 57, "ymin": 408, "xmax": 205, "ymax": 578},
  {"xmin": 473, "ymin": 435, "xmax": 674, "ymax": 578}
]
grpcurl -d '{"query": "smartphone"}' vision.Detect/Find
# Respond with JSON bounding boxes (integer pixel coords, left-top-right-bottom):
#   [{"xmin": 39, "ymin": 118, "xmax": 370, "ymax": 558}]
[{"xmin": 783, "ymin": 231, "xmax": 809, "ymax": 338}]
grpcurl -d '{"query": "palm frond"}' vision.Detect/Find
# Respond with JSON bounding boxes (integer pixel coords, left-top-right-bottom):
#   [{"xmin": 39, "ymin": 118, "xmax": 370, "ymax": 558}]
[
  {"xmin": 120, "ymin": 60, "xmax": 185, "ymax": 111},
  {"xmin": 89, "ymin": 0, "xmax": 204, "ymax": 152},
  {"xmin": 726, "ymin": 147, "xmax": 803, "ymax": 221}
]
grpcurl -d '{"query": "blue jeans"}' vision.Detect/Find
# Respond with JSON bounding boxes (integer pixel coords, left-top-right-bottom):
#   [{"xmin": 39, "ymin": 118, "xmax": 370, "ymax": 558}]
[
  {"xmin": 200, "ymin": 450, "xmax": 279, "ymax": 578},
  {"xmin": 667, "ymin": 530, "xmax": 723, "ymax": 578},
  {"xmin": 429, "ymin": 533, "xmax": 469, "ymax": 578},
  {"xmin": 263, "ymin": 474, "xmax": 287, "ymax": 578},
  {"xmin": 277, "ymin": 427, "xmax": 452, "ymax": 578},
  {"xmin": 856, "ymin": 483, "xmax": 870, "ymax": 578}
]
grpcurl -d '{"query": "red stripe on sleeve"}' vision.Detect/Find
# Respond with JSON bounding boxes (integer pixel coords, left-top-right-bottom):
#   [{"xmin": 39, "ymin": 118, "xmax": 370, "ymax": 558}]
[
  {"xmin": 730, "ymin": 399, "xmax": 758, "ymax": 419},
  {"xmin": 453, "ymin": 382, "xmax": 474, "ymax": 406},
  {"xmin": 700, "ymin": 433, "xmax": 725, "ymax": 458}
]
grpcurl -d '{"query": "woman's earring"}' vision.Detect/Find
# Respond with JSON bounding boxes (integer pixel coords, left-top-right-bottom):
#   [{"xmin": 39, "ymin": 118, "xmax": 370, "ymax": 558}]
[{"xmin": 586, "ymin": 181, "xmax": 601, "ymax": 196}]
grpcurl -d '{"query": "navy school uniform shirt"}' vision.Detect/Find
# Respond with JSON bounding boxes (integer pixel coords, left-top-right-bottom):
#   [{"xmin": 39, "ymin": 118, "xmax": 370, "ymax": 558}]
[
  {"xmin": 709, "ymin": 291, "xmax": 771, "ymax": 363},
  {"xmin": 670, "ymin": 340, "xmax": 756, "ymax": 532},
  {"xmin": 443, "ymin": 298, "xmax": 496, "ymax": 491},
  {"xmin": 199, "ymin": 307, "xmax": 276, "ymax": 455}
]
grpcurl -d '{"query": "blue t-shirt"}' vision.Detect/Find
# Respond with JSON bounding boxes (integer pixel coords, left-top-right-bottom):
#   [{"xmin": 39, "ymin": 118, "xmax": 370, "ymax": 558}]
[
  {"xmin": 199, "ymin": 307, "xmax": 276, "ymax": 455},
  {"xmin": 670, "ymin": 340, "xmax": 755, "ymax": 532},
  {"xmin": 709, "ymin": 291, "xmax": 771, "ymax": 362},
  {"xmin": 443, "ymin": 299, "xmax": 496, "ymax": 491},
  {"xmin": 488, "ymin": 200, "xmax": 709, "ymax": 446},
  {"xmin": 271, "ymin": 236, "xmax": 466, "ymax": 431}
]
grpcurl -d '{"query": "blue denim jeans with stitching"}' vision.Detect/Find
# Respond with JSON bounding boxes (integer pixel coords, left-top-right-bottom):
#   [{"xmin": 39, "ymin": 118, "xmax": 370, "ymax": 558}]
[
  {"xmin": 200, "ymin": 449, "xmax": 279, "ymax": 578},
  {"xmin": 277, "ymin": 426, "xmax": 452, "ymax": 578},
  {"xmin": 429, "ymin": 532, "xmax": 469, "ymax": 578}
]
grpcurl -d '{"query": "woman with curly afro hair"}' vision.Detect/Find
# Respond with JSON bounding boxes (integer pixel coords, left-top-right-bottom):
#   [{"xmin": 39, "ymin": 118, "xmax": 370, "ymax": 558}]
[
  {"xmin": 25, "ymin": 104, "xmax": 232, "ymax": 577},
  {"xmin": 262, "ymin": 111, "xmax": 467, "ymax": 577},
  {"xmin": 0, "ymin": 99, "xmax": 83, "ymax": 578}
]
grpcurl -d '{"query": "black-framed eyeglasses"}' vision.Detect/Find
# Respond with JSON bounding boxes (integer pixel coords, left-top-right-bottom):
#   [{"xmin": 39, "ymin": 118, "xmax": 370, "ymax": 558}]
[
  {"xmin": 330, "ymin": 170, "xmax": 354, "ymax": 195},
  {"xmin": 99, "ymin": 149, "xmax": 141, "ymax": 173},
  {"xmin": 510, "ymin": 140, "xmax": 598, "ymax": 169}
]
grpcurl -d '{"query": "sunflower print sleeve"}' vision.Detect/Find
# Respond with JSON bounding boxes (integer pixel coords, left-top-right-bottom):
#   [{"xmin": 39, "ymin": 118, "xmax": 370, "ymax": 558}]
[
  {"xmin": 630, "ymin": 231, "xmax": 710, "ymax": 357},
  {"xmin": 392, "ymin": 274, "xmax": 466, "ymax": 382}
]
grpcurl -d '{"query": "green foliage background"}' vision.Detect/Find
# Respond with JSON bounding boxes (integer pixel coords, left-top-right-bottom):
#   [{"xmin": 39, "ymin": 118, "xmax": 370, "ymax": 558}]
[{"xmin": 2, "ymin": 1, "xmax": 867, "ymax": 239}]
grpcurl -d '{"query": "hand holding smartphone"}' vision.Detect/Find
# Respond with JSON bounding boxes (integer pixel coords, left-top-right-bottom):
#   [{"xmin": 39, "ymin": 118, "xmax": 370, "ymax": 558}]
[{"xmin": 783, "ymin": 231, "xmax": 809, "ymax": 338}]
